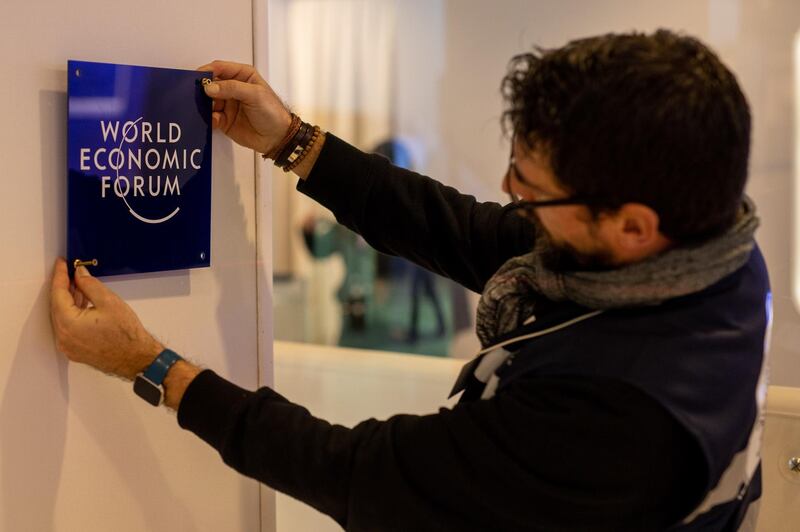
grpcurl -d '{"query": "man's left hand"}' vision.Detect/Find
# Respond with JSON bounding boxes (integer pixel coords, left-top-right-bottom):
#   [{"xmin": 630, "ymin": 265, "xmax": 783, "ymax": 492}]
[{"xmin": 50, "ymin": 257, "xmax": 163, "ymax": 380}]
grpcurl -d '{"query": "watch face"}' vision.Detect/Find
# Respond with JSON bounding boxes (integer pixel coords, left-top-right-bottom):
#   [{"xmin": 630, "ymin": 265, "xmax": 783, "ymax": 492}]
[{"xmin": 134, "ymin": 375, "xmax": 163, "ymax": 406}]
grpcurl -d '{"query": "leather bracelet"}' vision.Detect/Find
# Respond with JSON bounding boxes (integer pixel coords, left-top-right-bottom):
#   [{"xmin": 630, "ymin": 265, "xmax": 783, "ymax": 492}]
[
  {"xmin": 285, "ymin": 126, "xmax": 321, "ymax": 173},
  {"xmin": 264, "ymin": 113, "xmax": 301, "ymax": 160},
  {"xmin": 274, "ymin": 122, "xmax": 310, "ymax": 168},
  {"xmin": 284, "ymin": 124, "xmax": 315, "ymax": 166}
]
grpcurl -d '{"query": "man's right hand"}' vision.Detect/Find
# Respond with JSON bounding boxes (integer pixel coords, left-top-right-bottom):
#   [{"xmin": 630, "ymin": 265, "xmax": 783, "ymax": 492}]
[{"xmin": 197, "ymin": 60, "xmax": 292, "ymax": 156}]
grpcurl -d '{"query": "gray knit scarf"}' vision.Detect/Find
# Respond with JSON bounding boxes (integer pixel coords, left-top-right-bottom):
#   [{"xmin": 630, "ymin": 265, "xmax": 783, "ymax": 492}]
[{"xmin": 476, "ymin": 197, "xmax": 759, "ymax": 348}]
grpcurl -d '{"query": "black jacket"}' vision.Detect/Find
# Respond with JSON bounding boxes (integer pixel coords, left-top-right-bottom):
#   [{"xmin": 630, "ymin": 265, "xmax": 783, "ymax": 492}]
[{"xmin": 178, "ymin": 135, "xmax": 769, "ymax": 531}]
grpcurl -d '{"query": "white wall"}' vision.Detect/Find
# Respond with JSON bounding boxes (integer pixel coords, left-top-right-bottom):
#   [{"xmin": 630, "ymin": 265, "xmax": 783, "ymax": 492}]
[{"xmin": 0, "ymin": 1, "xmax": 274, "ymax": 531}]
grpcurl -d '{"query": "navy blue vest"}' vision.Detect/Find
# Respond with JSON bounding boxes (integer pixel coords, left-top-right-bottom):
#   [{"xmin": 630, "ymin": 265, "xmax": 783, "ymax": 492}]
[{"xmin": 458, "ymin": 246, "xmax": 771, "ymax": 530}]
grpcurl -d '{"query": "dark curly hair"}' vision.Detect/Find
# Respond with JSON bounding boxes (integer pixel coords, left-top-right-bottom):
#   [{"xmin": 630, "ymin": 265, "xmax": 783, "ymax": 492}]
[{"xmin": 501, "ymin": 29, "xmax": 751, "ymax": 243}]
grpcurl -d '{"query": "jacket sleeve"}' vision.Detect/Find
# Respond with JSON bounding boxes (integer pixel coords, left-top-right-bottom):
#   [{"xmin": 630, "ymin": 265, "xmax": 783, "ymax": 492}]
[
  {"xmin": 178, "ymin": 370, "xmax": 706, "ymax": 531},
  {"xmin": 296, "ymin": 134, "xmax": 535, "ymax": 294}
]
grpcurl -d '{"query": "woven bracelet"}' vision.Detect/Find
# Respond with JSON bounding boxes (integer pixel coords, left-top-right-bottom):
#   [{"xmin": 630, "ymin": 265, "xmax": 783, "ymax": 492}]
[{"xmin": 263, "ymin": 113, "xmax": 301, "ymax": 161}]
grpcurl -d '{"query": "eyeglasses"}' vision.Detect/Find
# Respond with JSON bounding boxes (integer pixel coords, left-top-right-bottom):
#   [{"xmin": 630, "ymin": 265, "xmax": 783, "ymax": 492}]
[{"xmin": 504, "ymin": 145, "xmax": 594, "ymax": 214}]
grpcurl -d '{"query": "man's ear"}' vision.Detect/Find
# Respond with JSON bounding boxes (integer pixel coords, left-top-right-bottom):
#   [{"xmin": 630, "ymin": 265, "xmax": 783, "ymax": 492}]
[{"xmin": 606, "ymin": 203, "xmax": 671, "ymax": 261}]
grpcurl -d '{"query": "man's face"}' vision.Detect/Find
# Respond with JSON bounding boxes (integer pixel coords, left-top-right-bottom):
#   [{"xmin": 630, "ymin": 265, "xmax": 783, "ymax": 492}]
[{"xmin": 502, "ymin": 140, "xmax": 616, "ymax": 272}]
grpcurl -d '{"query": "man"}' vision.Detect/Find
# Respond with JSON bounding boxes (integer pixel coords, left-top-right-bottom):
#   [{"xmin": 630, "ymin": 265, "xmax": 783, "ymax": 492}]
[{"xmin": 50, "ymin": 29, "xmax": 769, "ymax": 531}]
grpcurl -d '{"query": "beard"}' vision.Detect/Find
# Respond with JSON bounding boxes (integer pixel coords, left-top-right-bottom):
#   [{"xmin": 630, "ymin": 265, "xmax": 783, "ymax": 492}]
[{"xmin": 529, "ymin": 216, "xmax": 616, "ymax": 273}]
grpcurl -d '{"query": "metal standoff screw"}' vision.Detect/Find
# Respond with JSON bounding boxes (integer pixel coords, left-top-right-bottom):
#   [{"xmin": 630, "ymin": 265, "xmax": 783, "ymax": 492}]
[
  {"xmin": 73, "ymin": 258, "xmax": 98, "ymax": 269},
  {"xmin": 788, "ymin": 457, "xmax": 800, "ymax": 473},
  {"xmin": 201, "ymin": 77, "xmax": 212, "ymax": 86}
]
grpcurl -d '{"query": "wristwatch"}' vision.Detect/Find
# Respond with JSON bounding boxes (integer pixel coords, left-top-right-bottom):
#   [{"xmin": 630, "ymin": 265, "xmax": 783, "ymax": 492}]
[{"xmin": 133, "ymin": 348, "xmax": 183, "ymax": 406}]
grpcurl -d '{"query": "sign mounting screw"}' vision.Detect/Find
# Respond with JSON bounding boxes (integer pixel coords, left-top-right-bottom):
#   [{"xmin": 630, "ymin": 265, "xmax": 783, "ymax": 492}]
[{"xmin": 73, "ymin": 258, "xmax": 98, "ymax": 269}]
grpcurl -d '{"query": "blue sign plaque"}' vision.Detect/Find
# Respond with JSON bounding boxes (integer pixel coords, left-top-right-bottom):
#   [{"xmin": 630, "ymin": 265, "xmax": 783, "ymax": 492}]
[{"xmin": 67, "ymin": 60, "xmax": 212, "ymax": 277}]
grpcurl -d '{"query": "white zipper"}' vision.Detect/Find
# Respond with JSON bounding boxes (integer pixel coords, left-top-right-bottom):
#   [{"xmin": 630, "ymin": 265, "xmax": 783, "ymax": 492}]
[{"xmin": 476, "ymin": 310, "xmax": 604, "ymax": 357}]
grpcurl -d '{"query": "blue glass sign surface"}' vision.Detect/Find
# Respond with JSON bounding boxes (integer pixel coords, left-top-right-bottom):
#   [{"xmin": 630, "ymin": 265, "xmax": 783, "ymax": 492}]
[{"xmin": 67, "ymin": 60, "xmax": 212, "ymax": 277}]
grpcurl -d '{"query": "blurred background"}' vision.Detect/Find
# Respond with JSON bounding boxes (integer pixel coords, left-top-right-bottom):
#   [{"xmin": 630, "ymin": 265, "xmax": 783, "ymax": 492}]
[{"xmin": 268, "ymin": 0, "xmax": 800, "ymax": 383}]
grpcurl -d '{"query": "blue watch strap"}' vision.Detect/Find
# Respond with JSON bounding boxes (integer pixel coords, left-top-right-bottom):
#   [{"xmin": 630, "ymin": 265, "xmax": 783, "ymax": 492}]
[{"xmin": 142, "ymin": 349, "xmax": 182, "ymax": 386}]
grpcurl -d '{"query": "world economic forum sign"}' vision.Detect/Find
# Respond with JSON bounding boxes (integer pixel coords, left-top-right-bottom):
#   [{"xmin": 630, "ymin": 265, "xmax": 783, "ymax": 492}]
[{"xmin": 67, "ymin": 60, "xmax": 212, "ymax": 276}]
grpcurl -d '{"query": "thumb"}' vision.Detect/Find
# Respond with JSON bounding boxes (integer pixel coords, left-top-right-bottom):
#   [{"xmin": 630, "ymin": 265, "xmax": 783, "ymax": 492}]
[
  {"xmin": 204, "ymin": 79, "xmax": 263, "ymax": 106},
  {"xmin": 73, "ymin": 266, "xmax": 111, "ymax": 308}
]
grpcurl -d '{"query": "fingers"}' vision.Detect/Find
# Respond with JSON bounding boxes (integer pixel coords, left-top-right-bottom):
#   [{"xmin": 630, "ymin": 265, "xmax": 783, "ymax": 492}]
[
  {"xmin": 204, "ymin": 79, "xmax": 265, "ymax": 106},
  {"xmin": 211, "ymin": 96, "xmax": 231, "ymax": 130},
  {"xmin": 197, "ymin": 60, "xmax": 265, "ymax": 84},
  {"xmin": 76, "ymin": 289, "xmax": 89, "ymax": 309},
  {"xmin": 51, "ymin": 258, "xmax": 77, "ymax": 316},
  {"xmin": 211, "ymin": 111, "xmax": 223, "ymax": 130},
  {"xmin": 73, "ymin": 266, "xmax": 112, "ymax": 308}
]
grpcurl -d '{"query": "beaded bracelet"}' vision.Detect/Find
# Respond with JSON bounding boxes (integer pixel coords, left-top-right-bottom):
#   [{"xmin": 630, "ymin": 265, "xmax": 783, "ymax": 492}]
[{"xmin": 263, "ymin": 112, "xmax": 322, "ymax": 172}]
